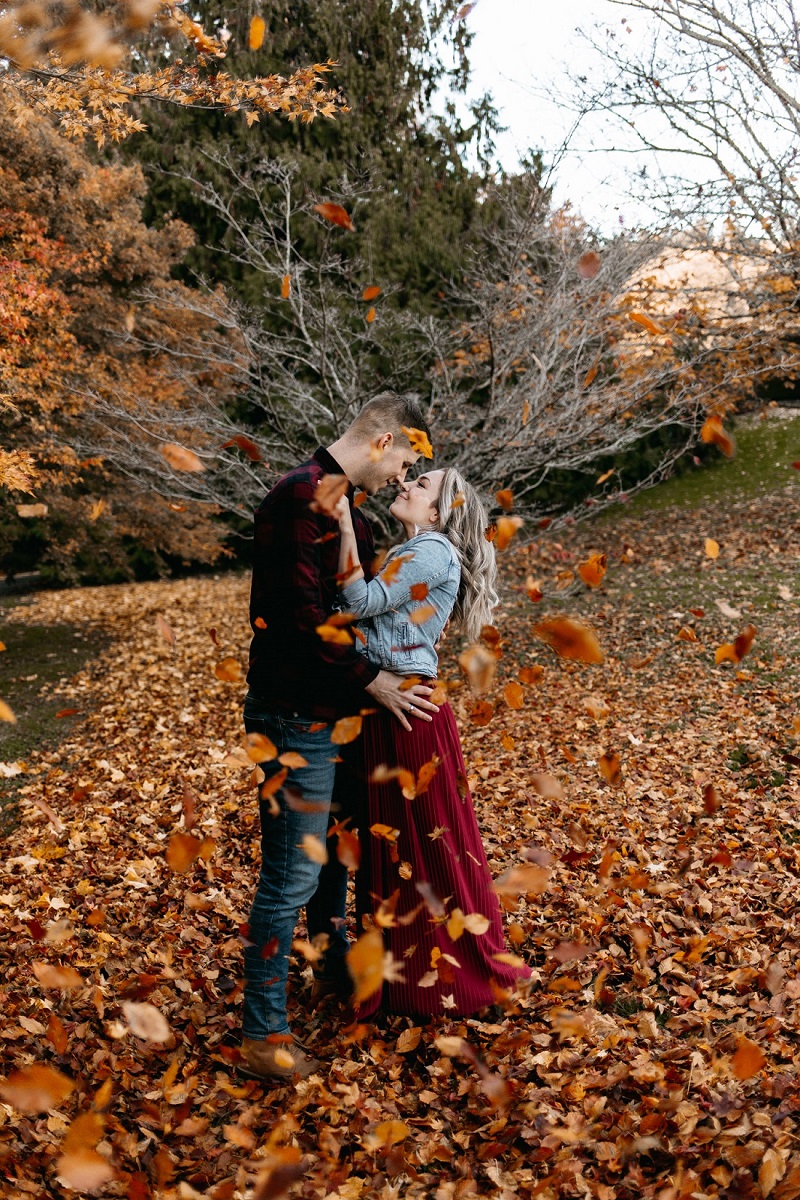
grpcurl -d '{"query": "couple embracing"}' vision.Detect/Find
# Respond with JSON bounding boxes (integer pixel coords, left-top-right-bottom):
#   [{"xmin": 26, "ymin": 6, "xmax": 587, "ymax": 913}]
[{"xmin": 239, "ymin": 393, "xmax": 529, "ymax": 1081}]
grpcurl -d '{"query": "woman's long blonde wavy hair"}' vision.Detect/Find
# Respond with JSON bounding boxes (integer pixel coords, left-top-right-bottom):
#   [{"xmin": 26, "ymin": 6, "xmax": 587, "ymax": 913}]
[{"xmin": 433, "ymin": 467, "xmax": 498, "ymax": 643}]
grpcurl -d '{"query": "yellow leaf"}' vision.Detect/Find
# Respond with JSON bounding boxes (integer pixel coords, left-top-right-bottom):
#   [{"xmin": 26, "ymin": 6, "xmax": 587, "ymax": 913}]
[
  {"xmin": 400, "ymin": 426, "xmax": 433, "ymax": 459},
  {"xmin": 704, "ymin": 538, "xmax": 720, "ymax": 559},
  {"xmin": 446, "ymin": 908, "xmax": 465, "ymax": 941},
  {"xmin": 0, "ymin": 699, "xmax": 17, "ymax": 724},
  {"xmin": 347, "ymin": 927, "xmax": 384, "ymax": 1002},
  {"xmin": 248, "ymin": 16, "xmax": 266, "ymax": 50},
  {"xmin": 331, "ymin": 715, "xmax": 363, "ymax": 744}
]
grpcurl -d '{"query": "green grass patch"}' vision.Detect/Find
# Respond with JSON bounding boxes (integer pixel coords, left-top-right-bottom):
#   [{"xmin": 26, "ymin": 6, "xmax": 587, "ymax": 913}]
[
  {"xmin": 0, "ymin": 599, "xmax": 108, "ymax": 829},
  {"xmin": 619, "ymin": 412, "xmax": 800, "ymax": 515}
]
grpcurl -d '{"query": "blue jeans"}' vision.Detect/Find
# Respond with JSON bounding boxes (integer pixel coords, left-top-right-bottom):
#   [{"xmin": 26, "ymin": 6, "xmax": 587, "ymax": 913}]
[{"xmin": 241, "ymin": 695, "xmax": 351, "ymax": 1038}]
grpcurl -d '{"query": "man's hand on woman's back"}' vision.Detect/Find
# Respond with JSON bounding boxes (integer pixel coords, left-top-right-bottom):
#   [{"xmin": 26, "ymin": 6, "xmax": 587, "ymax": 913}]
[{"xmin": 366, "ymin": 671, "xmax": 439, "ymax": 731}]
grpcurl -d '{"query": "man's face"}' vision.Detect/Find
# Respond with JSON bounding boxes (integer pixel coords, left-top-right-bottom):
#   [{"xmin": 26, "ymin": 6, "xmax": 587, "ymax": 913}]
[{"xmin": 357, "ymin": 435, "xmax": 420, "ymax": 495}]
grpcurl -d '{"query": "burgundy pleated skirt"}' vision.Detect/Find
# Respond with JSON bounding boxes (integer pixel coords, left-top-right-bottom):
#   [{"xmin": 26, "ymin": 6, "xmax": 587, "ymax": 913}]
[{"xmin": 354, "ymin": 699, "xmax": 531, "ymax": 1019}]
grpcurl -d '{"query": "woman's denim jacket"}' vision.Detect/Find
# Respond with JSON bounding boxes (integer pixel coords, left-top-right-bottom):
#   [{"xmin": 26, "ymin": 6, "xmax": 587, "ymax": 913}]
[{"xmin": 339, "ymin": 531, "xmax": 460, "ymax": 678}]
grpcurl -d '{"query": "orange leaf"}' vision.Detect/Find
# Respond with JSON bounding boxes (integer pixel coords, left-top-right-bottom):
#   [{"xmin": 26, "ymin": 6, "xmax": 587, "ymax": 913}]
[
  {"xmin": 56, "ymin": 1148, "xmax": 115, "ymax": 1192},
  {"xmin": 677, "ymin": 626, "xmax": 698, "ymax": 642},
  {"xmin": 365, "ymin": 306, "xmax": 377, "ymax": 323},
  {"xmin": 629, "ymin": 311, "xmax": 666, "ymax": 335},
  {"xmin": 0, "ymin": 1064, "xmax": 74, "ymax": 1113},
  {"xmin": 582, "ymin": 362, "xmax": 599, "ymax": 389},
  {"xmin": 577, "ymin": 552, "xmax": 607, "ymax": 588},
  {"xmin": 700, "ymin": 414, "xmax": 736, "ymax": 457},
  {"xmin": 244, "ymin": 732, "xmax": 278, "ymax": 763},
  {"xmin": 598, "ymin": 752, "xmax": 621, "ymax": 787},
  {"xmin": 493, "ymin": 863, "xmax": 551, "ymax": 897},
  {"xmin": 214, "ymin": 656, "xmax": 243, "ymax": 682},
  {"xmin": 704, "ymin": 537, "xmax": 720, "ymax": 559},
  {"xmin": 596, "ymin": 468, "xmax": 614, "ymax": 485},
  {"xmin": 532, "ymin": 616, "xmax": 604, "ymax": 664},
  {"xmin": 278, "ymin": 751, "xmax": 308, "ymax": 769},
  {"xmin": 0, "ymin": 699, "xmax": 16, "ymax": 723},
  {"xmin": 410, "ymin": 582, "xmax": 428, "ymax": 601},
  {"xmin": 503, "ymin": 682, "xmax": 524, "ymax": 710},
  {"xmin": 166, "ymin": 833, "xmax": 202, "ymax": 873},
  {"xmin": 734, "ymin": 623, "xmax": 757, "ymax": 660},
  {"xmin": 331, "ymin": 715, "xmax": 363, "ymax": 745},
  {"xmin": 715, "ymin": 642, "xmax": 738, "ymax": 664},
  {"xmin": 458, "ymin": 643, "xmax": 497, "ymax": 693},
  {"xmin": 309, "ymin": 473, "xmax": 349, "ymax": 516},
  {"xmin": 248, "ymin": 15, "xmax": 265, "ymax": 49},
  {"xmin": 380, "ymin": 552, "xmax": 414, "ymax": 585},
  {"xmin": 577, "ymin": 250, "xmax": 601, "ymax": 279},
  {"xmin": 495, "ymin": 488, "xmax": 514, "ymax": 512},
  {"xmin": 156, "ymin": 612, "xmax": 175, "ymax": 648},
  {"xmin": 362, "ymin": 285, "xmax": 381, "ymax": 301},
  {"xmin": 409, "ymin": 603, "xmax": 437, "ymax": 626},
  {"xmin": 470, "ymin": 700, "xmax": 494, "ymax": 726},
  {"xmin": 400, "ymin": 426, "xmax": 433, "ymax": 459},
  {"xmin": 222, "ymin": 434, "xmax": 263, "ymax": 462},
  {"xmin": 519, "ymin": 665, "xmax": 544, "ymax": 685},
  {"xmin": 280, "ymin": 273, "xmax": 291, "ymax": 299},
  {"xmin": 32, "ymin": 962, "xmax": 84, "ymax": 990},
  {"xmin": 703, "ymin": 783, "xmax": 721, "ymax": 814},
  {"xmin": 300, "ymin": 834, "xmax": 328, "ymax": 864},
  {"xmin": 160, "ymin": 443, "xmax": 204, "ymax": 472},
  {"xmin": 317, "ymin": 621, "xmax": 354, "ymax": 645},
  {"xmin": 494, "ymin": 515, "xmax": 523, "ymax": 550},
  {"xmin": 415, "ymin": 755, "xmax": 440, "ymax": 794},
  {"xmin": 260, "ymin": 767, "xmax": 288, "ymax": 799},
  {"xmin": 46, "ymin": 1012, "xmax": 68, "ymax": 1054},
  {"xmin": 731, "ymin": 1037, "xmax": 766, "ymax": 1079},
  {"xmin": 371, "ymin": 764, "xmax": 416, "ymax": 798},
  {"xmin": 313, "ymin": 202, "xmax": 355, "ymax": 232},
  {"xmin": 55, "ymin": 707, "xmax": 78, "ymax": 718},
  {"xmin": 347, "ymin": 927, "xmax": 384, "ymax": 1002},
  {"xmin": 336, "ymin": 827, "xmax": 361, "ymax": 871}
]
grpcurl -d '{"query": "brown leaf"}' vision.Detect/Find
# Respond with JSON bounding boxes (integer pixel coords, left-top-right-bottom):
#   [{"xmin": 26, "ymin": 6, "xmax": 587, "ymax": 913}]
[
  {"xmin": 331, "ymin": 715, "xmax": 363, "ymax": 745},
  {"xmin": 495, "ymin": 488, "xmax": 514, "ymax": 512},
  {"xmin": 503, "ymin": 682, "xmax": 524, "ymax": 710},
  {"xmin": 629, "ymin": 311, "xmax": 666, "ymax": 335},
  {"xmin": 165, "ymin": 833, "xmax": 202, "ymax": 873},
  {"xmin": 577, "ymin": 552, "xmax": 607, "ymax": 588},
  {"xmin": 160, "ymin": 443, "xmax": 204, "ymax": 472},
  {"xmin": 731, "ymin": 1036, "xmax": 766, "ymax": 1079},
  {"xmin": 214, "ymin": 656, "xmax": 244, "ymax": 682},
  {"xmin": 598, "ymin": 751, "xmax": 621, "ymax": 787},
  {"xmin": 309, "ymin": 473, "xmax": 349, "ymax": 516},
  {"xmin": 123, "ymin": 1001, "xmax": 171, "ymax": 1043},
  {"xmin": 347, "ymin": 927, "xmax": 384, "ymax": 1002},
  {"xmin": 577, "ymin": 250, "xmax": 601, "ymax": 279},
  {"xmin": 700, "ymin": 413, "xmax": 736, "ymax": 457},
  {"xmin": 529, "ymin": 772, "xmax": 564, "ymax": 800},
  {"xmin": 532, "ymin": 616, "xmax": 605, "ymax": 664},
  {"xmin": 156, "ymin": 613, "xmax": 175, "ymax": 648},
  {"xmin": 396, "ymin": 1026, "xmax": 422, "ymax": 1053},
  {"xmin": 222, "ymin": 434, "xmax": 263, "ymax": 462},
  {"xmin": 313, "ymin": 202, "xmax": 355, "ymax": 231},
  {"xmin": 32, "ymin": 962, "xmax": 84, "ymax": 990},
  {"xmin": 458, "ymin": 643, "xmax": 497, "ymax": 693}
]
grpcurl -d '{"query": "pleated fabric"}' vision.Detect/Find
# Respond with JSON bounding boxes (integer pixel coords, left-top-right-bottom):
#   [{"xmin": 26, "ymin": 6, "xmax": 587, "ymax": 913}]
[{"xmin": 354, "ymin": 700, "xmax": 530, "ymax": 1019}]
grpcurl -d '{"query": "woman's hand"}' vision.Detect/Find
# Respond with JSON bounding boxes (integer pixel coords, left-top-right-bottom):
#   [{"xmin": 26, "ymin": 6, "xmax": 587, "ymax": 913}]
[{"xmin": 333, "ymin": 495, "xmax": 354, "ymax": 530}]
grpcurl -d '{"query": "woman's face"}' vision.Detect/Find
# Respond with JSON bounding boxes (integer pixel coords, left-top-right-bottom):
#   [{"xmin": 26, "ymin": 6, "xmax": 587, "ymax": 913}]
[{"xmin": 390, "ymin": 469, "xmax": 445, "ymax": 529}]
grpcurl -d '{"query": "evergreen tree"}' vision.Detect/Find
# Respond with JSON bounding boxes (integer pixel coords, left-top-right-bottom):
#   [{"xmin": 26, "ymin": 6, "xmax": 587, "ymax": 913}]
[{"xmin": 125, "ymin": 0, "xmax": 502, "ymax": 308}]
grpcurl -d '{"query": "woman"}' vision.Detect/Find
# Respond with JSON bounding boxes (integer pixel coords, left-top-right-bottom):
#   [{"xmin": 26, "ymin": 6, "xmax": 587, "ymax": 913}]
[{"xmin": 334, "ymin": 467, "xmax": 530, "ymax": 1019}]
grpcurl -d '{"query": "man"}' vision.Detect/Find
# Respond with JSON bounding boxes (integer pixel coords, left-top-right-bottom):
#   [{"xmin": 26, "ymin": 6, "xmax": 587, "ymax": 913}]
[{"xmin": 240, "ymin": 393, "xmax": 439, "ymax": 1081}]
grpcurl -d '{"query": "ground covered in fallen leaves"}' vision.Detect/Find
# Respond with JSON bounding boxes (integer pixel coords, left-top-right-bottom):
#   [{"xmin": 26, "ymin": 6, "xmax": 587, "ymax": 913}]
[{"xmin": 1, "ymin": 479, "xmax": 800, "ymax": 1200}]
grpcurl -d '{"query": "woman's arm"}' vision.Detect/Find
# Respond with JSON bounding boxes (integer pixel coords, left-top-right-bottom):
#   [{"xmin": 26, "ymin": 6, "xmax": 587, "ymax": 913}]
[
  {"xmin": 335, "ymin": 495, "xmax": 364, "ymax": 587},
  {"xmin": 339, "ymin": 534, "xmax": 455, "ymax": 619}
]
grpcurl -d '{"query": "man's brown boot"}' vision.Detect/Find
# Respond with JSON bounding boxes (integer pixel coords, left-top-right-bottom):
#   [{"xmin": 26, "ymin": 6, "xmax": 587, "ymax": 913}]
[{"xmin": 239, "ymin": 1035, "xmax": 320, "ymax": 1081}]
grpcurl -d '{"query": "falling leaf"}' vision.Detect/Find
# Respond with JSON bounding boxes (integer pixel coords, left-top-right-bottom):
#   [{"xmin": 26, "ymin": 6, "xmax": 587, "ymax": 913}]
[
  {"xmin": 32, "ymin": 962, "xmax": 84, "ymax": 989},
  {"xmin": 278, "ymin": 751, "xmax": 308, "ymax": 769},
  {"xmin": 88, "ymin": 498, "xmax": 106, "ymax": 521},
  {"xmin": 532, "ymin": 616, "xmax": 604, "ymax": 664},
  {"xmin": 0, "ymin": 1064, "xmax": 74, "ymax": 1113},
  {"xmin": 123, "ymin": 1001, "xmax": 171, "ymax": 1043},
  {"xmin": 160, "ymin": 443, "xmax": 204, "ymax": 472},
  {"xmin": 434, "ymin": 1035, "xmax": 467, "ymax": 1056},
  {"xmin": 700, "ymin": 413, "xmax": 736, "ymax": 457},
  {"xmin": 715, "ymin": 599, "xmax": 741, "ymax": 619},
  {"xmin": 300, "ymin": 834, "xmax": 328, "ymax": 865},
  {"xmin": 493, "ymin": 863, "xmax": 551, "ymax": 896},
  {"xmin": 248, "ymin": 14, "xmax": 265, "ymax": 48},
  {"xmin": 703, "ymin": 783, "xmax": 721, "ymax": 814},
  {"xmin": 362, "ymin": 285, "xmax": 381, "ymax": 301},
  {"xmin": 598, "ymin": 752, "xmax": 621, "ymax": 787},
  {"xmin": 309, "ymin": 473, "xmax": 350, "ymax": 516},
  {"xmin": 677, "ymin": 625, "xmax": 698, "ymax": 642},
  {"xmin": 458, "ymin": 643, "xmax": 497, "ymax": 693},
  {"xmin": 221, "ymin": 434, "xmax": 263, "ymax": 462},
  {"xmin": 336, "ymin": 827, "xmax": 361, "ymax": 871},
  {"xmin": 156, "ymin": 613, "xmax": 175, "ymax": 648},
  {"xmin": 214, "ymin": 656, "xmax": 244, "ymax": 682},
  {"xmin": 503, "ymin": 682, "xmax": 524, "ymax": 709},
  {"xmin": 715, "ymin": 624, "xmax": 756, "ymax": 665},
  {"xmin": 166, "ymin": 833, "xmax": 202, "ymax": 873},
  {"xmin": 0, "ymin": 699, "xmax": 17, "ymax": 723},
  {"xmin": 16, "ymin": 502, "xmax": 48, "ymax": 518},
  {"xmin": 577, "ymin": 250, "xmax": 601, "ymax": 279},
  {"xmin": 596, "ymin": 468, "xmax": 615, "ymax": 485},
  {"xmin": 529, "ymin": 772, "xmax": 564, "ymax": 800},
  {"xmin": 347, "ymin": 927, "xmax": 384, "ymax": 1002},
  {"xmin": 731, "ymin": 1036, "xmax": 766, "ymax": 1079},
  {"xmin": 584, "ymin": 695, "xmax": 609, "ymax": 720},
  {"xmin": 705, "ymin": 538, "xmax": 720, "ymax": 559},
  {"xmin": 495, "ymin": 488, "xmax": 514, "ymax": 512},
  {"xmin": 582, "ymin": 362, "xmax": 599, "ymax": 389},
  {"xmin": 410, "ymin": 582, "xmax": 429, "ymax": 601},
  {"xmin": 409, "ymin": 603, "xmax": 437, "ymax": 626},
  {"xmin": 629, "ymin": 311, "xmax": 666, "ymax": 335},
  {"xmin": 495, "ymin": 515, "xmax": 524, "ymax": 550},
  {"xmin": 577, "ymin": 552, "xmax": 607, "ymax": 588},
  {"xmin": 280, "ymin": 273, "xmax": 291, "ymax": 299},
  {"xmin": 313, "ymin": 202, "xmax": 355, "ymax": 231},
  {"xmin": 365, "ymin": 307, "xmax": 377, "ymax": 323},
  {"xmin": 331, "ymin": 715, "xmax": 363, "ymax": 745},
  {"xmin": 463, "ymin": 912, "xmax": 490, "ymax": 935},
  {"xmin": 400, "ymin": 426, "xmax": 434, "ymax": 459},
  {"xmin": 454, "ymin": 1, "xmax": 477, "ymax": 19},
  {"xmin": 244, "ymin": 732, "xmax": 278, "ymax": 763},
  {"xmin": 519, "ymin": 665, "xmax": 544, "ymax": 684}
]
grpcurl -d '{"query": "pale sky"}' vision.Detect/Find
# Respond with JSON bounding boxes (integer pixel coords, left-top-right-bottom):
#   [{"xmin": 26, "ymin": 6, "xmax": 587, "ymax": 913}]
[{"xmin": 461, "ymin": 0, "xmax": 670, "ymax": 232}]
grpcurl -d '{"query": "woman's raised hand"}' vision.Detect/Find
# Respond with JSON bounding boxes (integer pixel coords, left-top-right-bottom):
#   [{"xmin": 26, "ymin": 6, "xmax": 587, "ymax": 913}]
[{"xmin": 333, "ymin": 495, "xmax": 353, "ymax": 528}]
